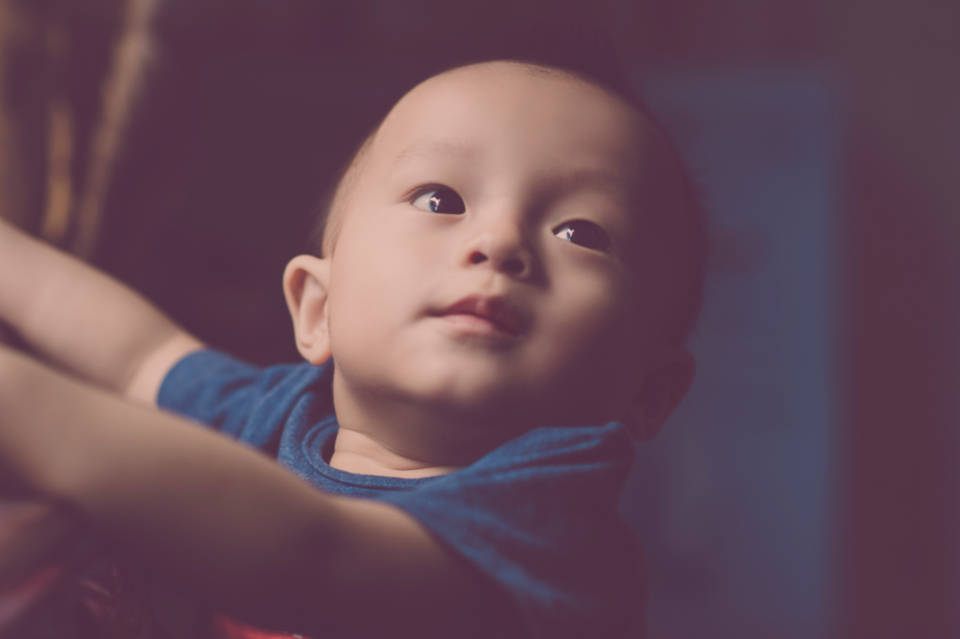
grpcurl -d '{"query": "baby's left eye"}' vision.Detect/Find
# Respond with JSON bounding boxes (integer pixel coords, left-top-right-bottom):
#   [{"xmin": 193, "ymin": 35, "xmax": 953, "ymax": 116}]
[
  {"xmin": 552, "ymin": 220, "xmax": 611, "ymax": 252},
  {"xmin": 410, "ymin": 186, "xmax": 466, "ymax": 215}
]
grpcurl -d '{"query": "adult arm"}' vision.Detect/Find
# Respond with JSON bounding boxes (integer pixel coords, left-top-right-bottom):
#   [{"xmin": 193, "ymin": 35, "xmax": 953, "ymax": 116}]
[
  {"xmin": 0, "ymin": 346, "xmax": 512, "ymax": 638},
  {"xmin": 0, "ymin": 308, "xmax": 77, "ymax": 611},
  {"xmin": 0, "ymin": 217, "xmax": 202, "ymax": 404}
]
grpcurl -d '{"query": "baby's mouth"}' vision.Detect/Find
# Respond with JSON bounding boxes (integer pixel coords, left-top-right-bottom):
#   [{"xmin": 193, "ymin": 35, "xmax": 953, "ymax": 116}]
[{"xmin": 431, "ymin": 295, "xmax": 527, "ymax": 337}]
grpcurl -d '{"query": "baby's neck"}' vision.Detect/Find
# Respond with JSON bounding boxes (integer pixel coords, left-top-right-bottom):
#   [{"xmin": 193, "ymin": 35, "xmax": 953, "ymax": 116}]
[
  {"xmin": 328, "ymin": 428, "xmax": 460, "ymax": 478},
  {"xmin": 328, "ymin": 367, "xmax": 524, "ymax": 475}
]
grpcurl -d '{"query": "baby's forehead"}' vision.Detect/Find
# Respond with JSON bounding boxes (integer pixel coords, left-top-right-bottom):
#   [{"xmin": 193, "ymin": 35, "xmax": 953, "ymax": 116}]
[{"xmin": 368, "ymin": 62, "xmax": 667, "ymax": 175}]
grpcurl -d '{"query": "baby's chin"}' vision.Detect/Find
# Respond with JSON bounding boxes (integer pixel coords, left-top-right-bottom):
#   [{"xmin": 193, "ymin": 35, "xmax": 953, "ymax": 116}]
[
  {"xmin": 417, "ymin": 360, "xmax": 618, "ymax": 415},
  {"xmin": 399, "ymin": 375, "xmax": 613, "ymax": 432},
  {"xmin": 337, "ymin": 352, "xmax": 622, "ymax": 437}
]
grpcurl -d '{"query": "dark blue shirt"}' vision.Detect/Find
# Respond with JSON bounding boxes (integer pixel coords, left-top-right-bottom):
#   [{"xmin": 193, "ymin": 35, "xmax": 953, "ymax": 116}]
[{"xmin": 158, "ymin": 349, "xmax": 645, "ymax": 638}]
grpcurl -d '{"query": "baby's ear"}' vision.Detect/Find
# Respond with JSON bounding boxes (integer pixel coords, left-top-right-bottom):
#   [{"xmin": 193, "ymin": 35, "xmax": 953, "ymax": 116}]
[
  {"xmin": 622, "ymin": 348, "xmax": 696, "ymax": 441},
  {"xmin": 282, "ymin": 255, "xmax": 332, "ymax": 365}
]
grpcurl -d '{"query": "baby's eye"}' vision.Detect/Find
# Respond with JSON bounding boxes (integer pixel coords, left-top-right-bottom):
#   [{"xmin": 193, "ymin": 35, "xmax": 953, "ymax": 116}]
[
  {"xmin": 552, "ymin": 220, "xmax": 611, "ymax": 252},
  {"xmin": 410, "ymin": 186, "xmax": 466, "ymax": 215}
]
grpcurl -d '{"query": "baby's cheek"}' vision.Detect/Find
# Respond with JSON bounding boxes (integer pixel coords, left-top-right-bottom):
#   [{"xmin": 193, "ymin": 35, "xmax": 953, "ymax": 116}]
[
  {"xmin": 566, "ymin": 275, "xmax": 628, "ymax": 330},
  {"xmin": 556, "ymin": 281, "xmax": 641, "ymax": 374}
]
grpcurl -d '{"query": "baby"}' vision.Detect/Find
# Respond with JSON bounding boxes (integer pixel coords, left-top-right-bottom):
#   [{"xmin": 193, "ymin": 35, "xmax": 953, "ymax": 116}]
[{"xmin": 0, "ymin": 59, "xmax": 703, "ymax": 638}]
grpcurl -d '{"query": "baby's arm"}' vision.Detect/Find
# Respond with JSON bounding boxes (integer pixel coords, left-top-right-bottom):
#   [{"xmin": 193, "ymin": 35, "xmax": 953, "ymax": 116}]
[
  {"xmin": 0, "ymin": 347, "xmax": 504, "ymax": 637},
  {"xmin": 0, "ymin": 218, "xmax": 202, "ymax": 404}
]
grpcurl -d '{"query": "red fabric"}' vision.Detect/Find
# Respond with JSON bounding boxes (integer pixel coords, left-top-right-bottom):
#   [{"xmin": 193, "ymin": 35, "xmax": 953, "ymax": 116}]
[
  {"xmin": 0, "ymin": 563, "xmax": 64, "ymax": 630},
  {"xmin": 0, "ymin": 502, "xmax": 68, "ymax": 631},
  {"xmin": 212, "ymin": 613, "xmax": 312, "ymax": 639}
]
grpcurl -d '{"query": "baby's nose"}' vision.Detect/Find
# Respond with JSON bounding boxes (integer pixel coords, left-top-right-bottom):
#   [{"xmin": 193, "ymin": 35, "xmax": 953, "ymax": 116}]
[
  {"xmin": 462, "ymin": 220, "xmax": 536, "ymax": 279},
  {"xmin": 467, "ymin": 248, "xmax": 529, "ymax": 278}
]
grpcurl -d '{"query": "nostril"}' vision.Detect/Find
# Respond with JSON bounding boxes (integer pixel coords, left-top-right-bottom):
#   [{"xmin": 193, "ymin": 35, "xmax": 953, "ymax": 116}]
[{"xmin": 465, "ymin": 248, "xmax": 529, "ymax": 277}]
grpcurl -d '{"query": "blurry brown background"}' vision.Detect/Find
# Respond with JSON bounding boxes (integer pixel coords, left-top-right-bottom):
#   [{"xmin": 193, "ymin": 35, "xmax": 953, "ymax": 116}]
[{"xmin": 1, "ymin": 1, "xmax": 957, "ymax": 637}]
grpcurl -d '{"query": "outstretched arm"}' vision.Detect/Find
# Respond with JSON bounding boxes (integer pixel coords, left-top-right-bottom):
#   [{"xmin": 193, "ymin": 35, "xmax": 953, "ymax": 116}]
[
  {"xmin": 0, "ymin": 218, "xmax": 202, "ymax": 404},
  {"xmin": 0, "ymin": 346, "xmax": 513, "ymax": 637}
]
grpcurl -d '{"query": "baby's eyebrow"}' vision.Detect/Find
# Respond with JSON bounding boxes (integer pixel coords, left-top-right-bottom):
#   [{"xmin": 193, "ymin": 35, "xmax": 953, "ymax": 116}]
[
  {"xmin": 393, "ymin": 139, "xmax": 479, "ymax": 166},
  {"xmin": 391, "ymin": 138, "xmax": 633, "ymax": 202},
  {"xmin": 546, "ymin": 166, "xmax": 632, "ymax": 195}
]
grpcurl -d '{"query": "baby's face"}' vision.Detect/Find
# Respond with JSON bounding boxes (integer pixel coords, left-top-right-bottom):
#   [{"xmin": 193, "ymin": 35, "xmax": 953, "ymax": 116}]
[{"xmin": 321, "ymin": 62, "xmax": 678, "ymax": 445}]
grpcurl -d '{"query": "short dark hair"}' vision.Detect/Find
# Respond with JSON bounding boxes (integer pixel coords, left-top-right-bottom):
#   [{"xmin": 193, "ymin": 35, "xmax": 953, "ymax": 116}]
[
  {"xmin": 305, "ymin": 59, "xmax": 708, "ymax": 347},
  {"xmin": 305, "ymin": 126, "xmax": 379, "ymax": 259}
]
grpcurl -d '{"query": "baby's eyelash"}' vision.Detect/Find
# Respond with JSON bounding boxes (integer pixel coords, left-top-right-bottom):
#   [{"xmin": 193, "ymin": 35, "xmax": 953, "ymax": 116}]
[{"xmin": 405, "ymin": 184, "xmax": 442, "ymax": 201}]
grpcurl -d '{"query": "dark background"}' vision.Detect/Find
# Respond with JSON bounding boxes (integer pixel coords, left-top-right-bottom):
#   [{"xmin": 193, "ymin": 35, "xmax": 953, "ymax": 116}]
[{"xmin": 1, "ymin": 1, "xmax": 957, "ymax": 637}]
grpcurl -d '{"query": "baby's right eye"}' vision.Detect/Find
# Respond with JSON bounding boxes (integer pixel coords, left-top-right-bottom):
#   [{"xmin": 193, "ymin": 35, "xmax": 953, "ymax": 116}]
[{"xmin": 410, "ymin": 185, "xmax": 466, "ymax": 215}]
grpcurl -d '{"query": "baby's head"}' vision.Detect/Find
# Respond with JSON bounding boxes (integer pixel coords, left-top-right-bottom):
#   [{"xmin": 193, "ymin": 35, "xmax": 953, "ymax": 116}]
[{"xmin": 283, "ymin": 60, "xmax": 704, "ymax": 463}]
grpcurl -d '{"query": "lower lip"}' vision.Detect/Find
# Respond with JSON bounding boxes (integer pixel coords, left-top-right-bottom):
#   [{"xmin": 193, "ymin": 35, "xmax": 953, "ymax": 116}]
[{"xmin": 434, "ymin": 313, "xmax": 517, "ymax": 339}]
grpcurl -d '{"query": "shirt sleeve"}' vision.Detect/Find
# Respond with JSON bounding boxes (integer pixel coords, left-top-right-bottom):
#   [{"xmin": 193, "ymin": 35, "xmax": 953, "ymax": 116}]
[
  {"xmin": 156, "ymin": 349, "xmax": 332, "ymax": 453},
  {"xmin": 379, "ymin": 422, "xmax": 646, "ymax": 639}
]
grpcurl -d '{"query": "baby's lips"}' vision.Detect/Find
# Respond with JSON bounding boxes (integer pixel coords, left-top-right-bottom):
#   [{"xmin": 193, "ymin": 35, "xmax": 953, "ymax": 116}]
[{"xmin": 434, "ymin": 295, "xmax": 528, "ymax": 336}]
